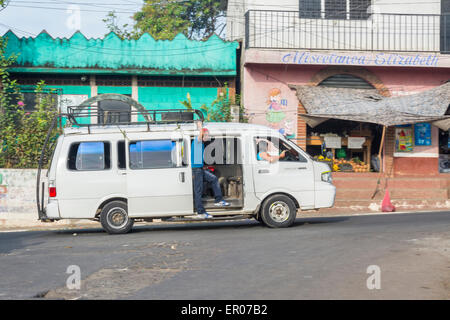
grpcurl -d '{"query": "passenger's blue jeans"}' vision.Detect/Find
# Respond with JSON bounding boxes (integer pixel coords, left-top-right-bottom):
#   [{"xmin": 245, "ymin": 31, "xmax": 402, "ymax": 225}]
[{"xmin": 192, "ymin": 168, "xmax": 223, "ymax": 214}]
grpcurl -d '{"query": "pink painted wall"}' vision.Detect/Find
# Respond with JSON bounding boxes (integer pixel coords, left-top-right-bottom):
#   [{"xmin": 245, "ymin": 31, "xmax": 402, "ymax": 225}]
[
  {"xmin": 243, "ymin": 64, "xmax": 318, "ymax": 138},
  {"xmin": 367, "ymin": 66, "xmax": 450, "ymax": 94}
]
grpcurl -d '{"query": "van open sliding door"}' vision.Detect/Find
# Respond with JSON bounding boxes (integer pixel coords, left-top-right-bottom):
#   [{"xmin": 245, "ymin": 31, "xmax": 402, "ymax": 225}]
[{"xmin": 125, "ymin": 132, "xmax": 193, "ymax": 218}]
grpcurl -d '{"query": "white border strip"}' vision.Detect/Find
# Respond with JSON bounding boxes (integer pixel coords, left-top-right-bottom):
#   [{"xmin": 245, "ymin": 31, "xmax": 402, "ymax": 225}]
[{"xmin": 393, "ymin": 153, "xmax": 439, "ymax": 158}]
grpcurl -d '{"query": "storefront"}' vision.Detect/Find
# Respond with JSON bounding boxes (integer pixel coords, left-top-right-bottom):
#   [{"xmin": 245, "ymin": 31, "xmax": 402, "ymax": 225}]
[{"xmin": 243, "ymin": 49, "xmax": 450, "ymax": 177}]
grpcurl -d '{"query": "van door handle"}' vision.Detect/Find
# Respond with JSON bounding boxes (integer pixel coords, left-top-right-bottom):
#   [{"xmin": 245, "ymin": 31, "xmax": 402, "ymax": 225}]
[
  {"xmin": 179, "ymin": 172, "xmax": 185, "ymax": 183},
  {"xmin": 118, "ymin": 171, "xmax": 127, "ymax": 175},
  {"xmin": 258, "ymin": 169, "xmax": 269, "ymax": 174}
]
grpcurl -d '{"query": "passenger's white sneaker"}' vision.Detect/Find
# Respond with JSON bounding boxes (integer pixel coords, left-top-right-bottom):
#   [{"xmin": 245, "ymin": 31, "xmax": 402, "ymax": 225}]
[
  {"xmin": 192, "ymin": 213, "xmax": 212, "ymax": 219},
  {"xmin": 214, "ymin": 200, "xmax": 230, "ymax": 207}
]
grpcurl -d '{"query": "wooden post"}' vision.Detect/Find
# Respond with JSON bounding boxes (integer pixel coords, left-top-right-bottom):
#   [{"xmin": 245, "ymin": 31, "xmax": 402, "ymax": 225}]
[
  {"xmin": 371, "ymin": 125, "xmax": 387, "ymax": 199},
  {"xmin": 378, "ymin": 125, "xmax": 386, "ymax": 173}
]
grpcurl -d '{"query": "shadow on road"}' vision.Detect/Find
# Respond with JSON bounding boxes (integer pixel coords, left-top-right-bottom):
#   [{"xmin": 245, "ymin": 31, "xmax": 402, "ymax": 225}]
[
  {"xmin": 49, "ymin": 216, "xmax": 350, "ymax": 236},
  {"xmin": 0, "ymin": 231, "xmax": 45, "ymax": 254},
  {"xmin": 293, "ymin": 216, "xmax": 349, "ymax": 226}
]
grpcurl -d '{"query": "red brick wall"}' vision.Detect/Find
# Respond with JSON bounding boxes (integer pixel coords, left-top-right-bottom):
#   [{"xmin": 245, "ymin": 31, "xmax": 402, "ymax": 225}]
[
  {"xmin": 394, "ymin": 157, "xmax": 439, "ymax": 176},
  {"xmin": 297, "ymin": 103, "xmax": 307, "ymax": 150},
  {"xmin": 384, "ymin": 127, "xmax": 395, "ymax": 177}
]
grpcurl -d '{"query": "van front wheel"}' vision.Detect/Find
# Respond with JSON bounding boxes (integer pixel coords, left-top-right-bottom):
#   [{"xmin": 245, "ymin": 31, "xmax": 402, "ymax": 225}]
[
  {"xmin": 260, "ymin": 195, "xmax": 296, "ymax": 228},
  {"xmin": 100, "ymin": 201, "xmax": 134, "ymax": 234}
]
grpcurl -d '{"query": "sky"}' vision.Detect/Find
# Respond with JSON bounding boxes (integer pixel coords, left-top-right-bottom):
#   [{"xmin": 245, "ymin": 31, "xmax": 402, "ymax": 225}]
[{"xmin": 0, "ymin": 0, "xmax": 143, "ymax": 39}]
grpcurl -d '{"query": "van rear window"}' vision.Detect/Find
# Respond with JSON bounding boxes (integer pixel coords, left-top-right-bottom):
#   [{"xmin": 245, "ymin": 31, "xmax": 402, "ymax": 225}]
[
  {"xmin": 129, "ymin": 140, "xmax": 176, "ymax": 169},
  {"xmin": 68, "ymin": 142, "xmax": 111, "ymax": 171}
]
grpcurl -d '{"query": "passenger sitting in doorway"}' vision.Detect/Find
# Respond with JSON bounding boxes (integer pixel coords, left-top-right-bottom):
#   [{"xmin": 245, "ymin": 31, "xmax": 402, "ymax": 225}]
[
  {"xmin": 257, "ymin": 140, "xmax": 286, "ymax": 163},
  {"xmin": 192, "ymin": 121, "xmax": 230, "ymax": 219}
]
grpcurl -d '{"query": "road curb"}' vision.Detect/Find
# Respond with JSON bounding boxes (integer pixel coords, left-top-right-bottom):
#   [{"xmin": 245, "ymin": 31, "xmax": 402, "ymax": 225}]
[{"xmin": 0, "ymin": 209, "xmax": 449, "ymax": 233}]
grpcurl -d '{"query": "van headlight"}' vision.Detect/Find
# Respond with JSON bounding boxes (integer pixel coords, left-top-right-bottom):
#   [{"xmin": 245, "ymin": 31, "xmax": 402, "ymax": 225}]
[{"xmin": 321, "ymin": 171, "xmax": 332, "ymax": 183}]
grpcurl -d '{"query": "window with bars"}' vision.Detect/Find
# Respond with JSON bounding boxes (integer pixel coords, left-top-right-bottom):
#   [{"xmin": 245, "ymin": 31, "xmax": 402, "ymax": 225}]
[
  {"xmin": 349, "ymin": 0, "xmax": 371, "ymax": 19},
  {"xmin": 325, "ymin": 0, "xmax": 347, "ymax": 19},
  {"xmin": 299, "ymin": 0, "xmax": 321, "ymax": 18},
  {"xmin": 299, "ymin": 0, "xmax": 371, "ymax": 20}
]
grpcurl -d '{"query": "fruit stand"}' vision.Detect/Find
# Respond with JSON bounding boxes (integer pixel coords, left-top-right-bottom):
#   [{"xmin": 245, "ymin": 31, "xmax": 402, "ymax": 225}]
[{"xmin": 307, "ymin": 135, "xmax": 373, "ymax": 172}]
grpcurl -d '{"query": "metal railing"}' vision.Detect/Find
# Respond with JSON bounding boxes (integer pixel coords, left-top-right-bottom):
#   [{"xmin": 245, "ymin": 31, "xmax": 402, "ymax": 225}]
[
  {"xmin": 245, "ymin": 10, "xmax": 450, "ymax": 53},
  {"xmin": 66, "ymin": 107, "xmax": 204, "ymax": 127}
]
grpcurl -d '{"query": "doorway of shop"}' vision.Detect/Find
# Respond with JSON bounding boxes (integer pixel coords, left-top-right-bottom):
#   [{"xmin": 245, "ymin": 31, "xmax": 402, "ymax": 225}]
[{"xmin": 439, "ymin": 129, "xmax": 450, "ymax": 173}]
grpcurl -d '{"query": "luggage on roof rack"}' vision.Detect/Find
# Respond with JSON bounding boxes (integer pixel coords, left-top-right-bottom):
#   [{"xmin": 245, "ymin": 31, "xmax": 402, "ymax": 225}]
[{"xmin": 65, "ymin": 106, "xmax": 204, "ymax": 127}]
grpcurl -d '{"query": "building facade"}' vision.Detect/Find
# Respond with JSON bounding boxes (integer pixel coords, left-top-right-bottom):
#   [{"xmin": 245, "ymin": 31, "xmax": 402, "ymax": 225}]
[
  {"xmin": 227, "ymin": 0, "xmax": 450, "ymax": 211},
  {"xmin": 4, "ymin": 30, "xmax": 239, "ymax": 124},
  {"xmin": 228, "ymin": 0, "xmax": 450, "ymax": 177}
]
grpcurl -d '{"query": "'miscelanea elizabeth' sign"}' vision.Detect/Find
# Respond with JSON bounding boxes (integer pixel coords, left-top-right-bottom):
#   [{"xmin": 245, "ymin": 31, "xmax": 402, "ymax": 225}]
[{"xmin": 281, "ymin": 51, "xmax": 439, "ymax": 67}]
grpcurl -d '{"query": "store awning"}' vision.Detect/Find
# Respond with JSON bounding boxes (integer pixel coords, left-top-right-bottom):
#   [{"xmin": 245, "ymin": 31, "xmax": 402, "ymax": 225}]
[{"xmin": 289, "ymin": 83, "xmax": 450, "ymax": 130}]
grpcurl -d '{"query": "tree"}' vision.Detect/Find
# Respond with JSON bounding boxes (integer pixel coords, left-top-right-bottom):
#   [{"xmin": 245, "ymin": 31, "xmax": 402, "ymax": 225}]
[
  {"xmin": 104, "ymin": 0, "xmax": 228, "ymax": 40},
  {"xmin": 0, "ymin": 37, "xmax": 23, "ymax": 167},
  {"xmin": 0, "ymin": 38, "xmax": 60, "ymax": 168},
  {"xmin": 14, "ymin": 81, "xmax": 60, "ymax": 168},
  {"xmin": 179, "ymin": 87, "xmax": 248, "ymax": 123},
  {"xmin": 102, "ymin": 11, "xmax": 138, "ymax": 40}
]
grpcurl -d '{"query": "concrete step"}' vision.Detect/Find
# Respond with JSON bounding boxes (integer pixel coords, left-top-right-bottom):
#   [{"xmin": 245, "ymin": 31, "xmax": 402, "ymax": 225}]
[
  {"xmin": 335, "ymin": 188, "xmax": 448, "ymax": 201},
  {"xmin": 316, "ymin": 199, "xmax": 450, "ymax": 213},
  {"xmin": 332, "ymin": 176, "xmax": 449, "ymax": 190}
]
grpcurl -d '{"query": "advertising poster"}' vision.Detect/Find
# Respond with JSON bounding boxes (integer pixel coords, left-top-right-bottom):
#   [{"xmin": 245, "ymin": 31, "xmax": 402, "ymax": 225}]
[
  {"xmin": 395, "ymin": 126, "xmax": 413, "ymax": 152},
  {"xmin": 414, "ymin": 123, "xmax": 432, "ymax": 146}
]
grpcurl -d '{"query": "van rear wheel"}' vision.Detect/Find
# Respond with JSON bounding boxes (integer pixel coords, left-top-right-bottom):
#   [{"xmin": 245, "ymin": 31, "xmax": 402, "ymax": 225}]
[
  {"xmin": 260, "ymin": 194, "xmax": 296, "ymax": 228},
  {"xmin": 100, "ymin": 201, "xmax": 134, "ymax": 234}
]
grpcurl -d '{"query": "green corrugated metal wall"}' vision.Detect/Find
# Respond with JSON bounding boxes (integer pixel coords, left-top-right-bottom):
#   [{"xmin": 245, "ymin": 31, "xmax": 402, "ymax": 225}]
[
  {"xmin": 7, "ymin": 30, "xmax": 237, "ymax": 125},
  {"xmin": 4, "ymin": 31, "xmax": 238, "ymax": 76},
  {"xmin": 98, "ymin": 86, "xmax": 132, "ymax": 95}
]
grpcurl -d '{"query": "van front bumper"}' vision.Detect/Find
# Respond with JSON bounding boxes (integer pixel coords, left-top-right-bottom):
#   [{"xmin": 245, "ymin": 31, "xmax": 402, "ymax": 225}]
[{"xmin": 315, "ymin": 182, "xmax": 336, "ymax": 208}]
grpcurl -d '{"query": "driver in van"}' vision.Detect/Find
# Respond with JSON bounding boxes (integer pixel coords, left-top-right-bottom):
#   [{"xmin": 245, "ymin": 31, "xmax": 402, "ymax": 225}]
[
  {"xmin": 192, "ymin": 121, "xmax": 230, "ymax": 219},
  {"xmin": 257, "ymin": 140, "xmax": 286, "ymax": 163}
]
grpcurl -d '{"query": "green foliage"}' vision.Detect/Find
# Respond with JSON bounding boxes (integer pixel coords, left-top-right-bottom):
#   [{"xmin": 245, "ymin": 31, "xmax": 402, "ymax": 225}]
[
  {"xmin": 203, "ymin": 88, "xmax": 232, "ymax": 122},
  {"xmin": 13, "ymin": 81, "xmax": 60, "ymax": 168},
  {"xmin": 102, "ymin": 11, "xmax": 140, "ymax": 40},
  {"xmin": 179, "ymin": 92, "xmax": 193, "ymax": 110},
  {"xmin": 105, "ymin": 0, "xmax": 227, "ymax": 40},
  {"xmin": 180, "ymin": 86, "xmax": 248, "ymax": 123},
  {"xmin": 0, "ymin": 37, "xmax": 23, "ymax": 168},
  {"xmin": 0, "ymin": 38, "xmax": 60, "ymax": 168}
]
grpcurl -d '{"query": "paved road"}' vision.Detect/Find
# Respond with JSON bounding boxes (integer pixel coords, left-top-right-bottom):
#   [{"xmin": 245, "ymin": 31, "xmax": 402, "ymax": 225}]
[{"xmin": 0, "ymin": 211, "xmax": 449, "ymax": 300}]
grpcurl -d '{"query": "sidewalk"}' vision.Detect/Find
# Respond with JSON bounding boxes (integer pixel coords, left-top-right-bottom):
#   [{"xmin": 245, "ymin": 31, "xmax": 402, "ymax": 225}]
[{"xmin": 1, "ymin": 207, "xmax": 449, "ymax": 233}]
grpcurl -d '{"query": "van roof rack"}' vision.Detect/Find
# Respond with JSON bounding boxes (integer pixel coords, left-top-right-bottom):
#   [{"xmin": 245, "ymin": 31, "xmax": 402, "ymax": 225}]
[{"xmin": 66, "ymin": 106, "xmax": 204, "ymax": 127}]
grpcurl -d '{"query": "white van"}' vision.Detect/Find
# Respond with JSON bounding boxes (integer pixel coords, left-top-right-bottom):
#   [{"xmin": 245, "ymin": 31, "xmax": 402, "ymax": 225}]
[{"xmin": 37, "ymin": 109, "xmax": 335, "ymax": 234}]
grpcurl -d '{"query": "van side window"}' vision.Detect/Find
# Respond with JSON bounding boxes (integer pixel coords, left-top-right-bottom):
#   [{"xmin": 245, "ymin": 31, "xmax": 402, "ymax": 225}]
[
  {"xmin": 68, "ymin": 141, "xmax": 111, "ymax": 171},
  {"xmin": 255, "ymin": 137, "xmax": 307, "ymax": 163},
  {"xmin": 129, "ymin": 140, "xmax": 176, "ymax": 169},
  {"xmin": 118, "ymin": 141, "xmax": 126, "ymax": 169}
]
